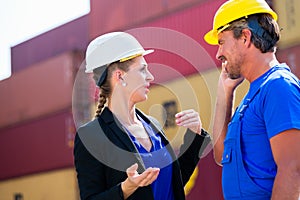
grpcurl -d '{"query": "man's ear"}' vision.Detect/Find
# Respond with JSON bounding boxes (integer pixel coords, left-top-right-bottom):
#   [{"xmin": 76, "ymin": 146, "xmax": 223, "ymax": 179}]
[{"xmin": 242, "ymin": 29, "xmax": 252, "ymax": 46}]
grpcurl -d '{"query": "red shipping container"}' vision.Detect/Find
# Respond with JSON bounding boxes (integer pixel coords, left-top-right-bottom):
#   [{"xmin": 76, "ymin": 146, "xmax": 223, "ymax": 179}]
[
  {"xmin": 0, "ymin": 109, "xmax": 75, "ymax": 180},
  {"xmin": 186, "ymin": 152, "xmax": 224, "ymax": 200},
  {"xmin": 89, "ymin": 0, "xmax": 213, "ymax": 39},
  {"xmin": 277, "ymin": 44, "xmax": 300, "ymax": 78},
  {"xmin": 123, "ymin": 0, "xmax": 225, "ymax": 83},
  {"xmin": 0, "ymin": 51, "xmax": 84, "ymax": 129}
]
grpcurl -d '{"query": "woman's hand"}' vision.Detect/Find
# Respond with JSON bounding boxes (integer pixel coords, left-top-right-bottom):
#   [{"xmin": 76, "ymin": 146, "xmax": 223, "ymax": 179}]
[
  {"xmin": 121, "ymin": 163, "xmax": 160, "ymax": 198},
  {"xmin": 175, "ymin": 109, "xmax": 202, "ymax": 134},
  {"xmin": 126, "ymin": 163, "xmax": 160, "ymax": 187}
]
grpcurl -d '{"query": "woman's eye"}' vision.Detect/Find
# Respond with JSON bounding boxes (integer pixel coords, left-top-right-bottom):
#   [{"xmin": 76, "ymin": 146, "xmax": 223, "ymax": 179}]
[{"xmin": 140, "ymin": 67, "xmax": 147, "ymax": 73}]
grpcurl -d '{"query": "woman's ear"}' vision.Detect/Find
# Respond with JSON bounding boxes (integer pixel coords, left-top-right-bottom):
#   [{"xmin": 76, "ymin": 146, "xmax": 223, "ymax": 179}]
[
  {"xmin": 112, "ymin": 69, "xmax": 127, "ymax": 87},
  {"xmin": 113, "ymin": 69, "xmax": 123, "ymax": 81}
]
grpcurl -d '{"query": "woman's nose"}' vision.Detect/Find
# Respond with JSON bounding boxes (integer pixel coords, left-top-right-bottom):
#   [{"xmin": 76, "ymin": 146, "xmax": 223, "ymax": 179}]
[{"xmin": 147, "ymin": 70, "xmax": 154, "ymax": 82}]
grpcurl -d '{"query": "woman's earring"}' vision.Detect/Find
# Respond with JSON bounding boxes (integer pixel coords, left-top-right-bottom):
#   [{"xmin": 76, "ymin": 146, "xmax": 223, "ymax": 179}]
[
  {"xmin": 122, "ymin": 81, "xmax": 127, "ymax": 87},
  {"xmin": 120, "ymin": 77, "xmax": 127, "ymax": 87}
]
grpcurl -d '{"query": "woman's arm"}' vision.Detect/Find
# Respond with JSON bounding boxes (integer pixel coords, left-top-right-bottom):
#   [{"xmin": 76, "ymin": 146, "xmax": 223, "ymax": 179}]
[
  {"xmin": 74, "ymin": 133, "xmax": 125, "ymax": 200},
  {"xmin": 74, "ymin": 131, "xmax": 160, "ymax": 200},
  {"xmin": 175, "ymin": 109, "xmax": 211, "ymax": 185}
]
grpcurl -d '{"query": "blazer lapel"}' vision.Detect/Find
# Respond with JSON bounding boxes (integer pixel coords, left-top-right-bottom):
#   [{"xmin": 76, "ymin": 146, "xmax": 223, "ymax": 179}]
[{"xmin": 100, "ymin": 107, "xmax": 146, "ymax": 171}]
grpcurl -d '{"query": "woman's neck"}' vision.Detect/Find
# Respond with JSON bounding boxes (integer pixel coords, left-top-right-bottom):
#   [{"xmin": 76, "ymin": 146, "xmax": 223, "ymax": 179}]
[{"xmin": 108, "ymin": 101, "xmax": 139, "ymax": 126}]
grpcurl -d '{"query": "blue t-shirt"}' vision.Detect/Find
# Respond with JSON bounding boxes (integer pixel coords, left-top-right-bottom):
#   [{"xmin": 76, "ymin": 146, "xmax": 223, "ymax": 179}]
[
  {"xmin": 239, "ymin": 64, "xmax": 300, "ymax": 191},
  {"xmin": 127, "ymin": 118, "xmax": 174, "ymax": 200}
]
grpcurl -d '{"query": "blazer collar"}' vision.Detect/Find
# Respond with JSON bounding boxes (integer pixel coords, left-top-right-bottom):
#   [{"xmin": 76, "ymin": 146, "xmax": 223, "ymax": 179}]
[
  {"xmin": 99, "ymin": 107, "xmax": 171, "ymax": 171},
  {"xmin": 99, "ymin": 107, "xmax": 135, "ymax": 151}
]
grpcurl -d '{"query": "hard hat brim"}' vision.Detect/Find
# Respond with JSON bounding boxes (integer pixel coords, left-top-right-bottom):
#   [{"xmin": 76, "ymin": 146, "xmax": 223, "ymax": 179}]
[
  {"xmin": 85, "ymin": 49, "xmax": 154, "ymax": 73},
  {"xmin": 204, "ymin": 30, "xmax": 218, "ymax": 45}
]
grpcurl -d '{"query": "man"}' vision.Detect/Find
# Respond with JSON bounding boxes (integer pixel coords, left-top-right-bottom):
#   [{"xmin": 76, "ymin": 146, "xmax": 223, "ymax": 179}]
[{"xmin": 204, "ymin": 0, "xmax": 300, "ymax": 199}]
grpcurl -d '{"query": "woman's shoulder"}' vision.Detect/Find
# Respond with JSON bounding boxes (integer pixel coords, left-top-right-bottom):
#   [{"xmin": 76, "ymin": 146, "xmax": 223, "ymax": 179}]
[
  {"xmin": 77, "ymin": 118, "xmax": 109, "ymax": 143},
  {"xmin": 78, "ymin": 118, "xmax": 101, "ymax": 132}
]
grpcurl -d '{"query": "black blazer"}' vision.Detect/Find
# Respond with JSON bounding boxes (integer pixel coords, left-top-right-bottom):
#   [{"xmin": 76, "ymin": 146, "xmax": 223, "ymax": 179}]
[{"xmin": 74, "ymin": 107, "xmax": 210, "ymax": 200}]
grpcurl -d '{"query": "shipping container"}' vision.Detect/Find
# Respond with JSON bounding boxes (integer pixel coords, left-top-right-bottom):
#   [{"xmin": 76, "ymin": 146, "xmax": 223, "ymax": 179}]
[
  {"xmin": 141, "ymin": 0, "xmax": 225, "ymax": 62},
  {"xmin": 89, "ymin": 0, "xmax": 214, "ymax": 40},
  {"xmin": 274, "ymin": 0, "xmax": 300, "ymax": 48},
  {"xmin": 11, "ymin": 15, "xmax": 89, "ymax": 73},
  {"xmin": 0, "ymin": 109, "xmax": 76, "ymax": 180},
  {"xmin": 0, "ymin": 51, "xmax": 84, "ymax": 129},
  {"xmin": 277, "ymin": 44, "xmax": 300, "ymax": 78},
  {"xmin": 124, "ymin": 0, "xmax": 225, "ymax": 83},
  {"xmin": 186, "ymin": 152, "xmax": 223, "ymax": 200},
  {"xmin": 0, "ymin": 168, "xmax": 78, "ymax": 200}
]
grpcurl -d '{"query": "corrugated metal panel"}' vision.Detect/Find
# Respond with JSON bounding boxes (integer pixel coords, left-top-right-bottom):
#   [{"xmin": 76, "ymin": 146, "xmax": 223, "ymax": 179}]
[
  {"xmin": 89, "ymin": 0, "xmax": 162, "ymax": 37},
  {"xmin": 89, "ymin": 0, "xmax": 210, "ymax": 39},
  {"xmin": 186, "ymin": 152, "xmax": 223, "ymax": 200},
  {"xmin": 0, "ymin": 110, "xmax": 75, "ymax": 180},
  {"xmin": 0, "ymin": 51, "xmax": 84, "ymax": 129},
  {"xmin": 11, "ymin": 15, "xmax": 89, "ymax": 73},
  {"xmin": 125, "ymin": 0, "xmax": 224, "ymax": 83},
  {"xmin": 277, "ymin": 44, "xmax": 300, "ymax": 78},
  {"xmin": 0, "ymin": 168, "xmax": 78, "ymax": 200}
]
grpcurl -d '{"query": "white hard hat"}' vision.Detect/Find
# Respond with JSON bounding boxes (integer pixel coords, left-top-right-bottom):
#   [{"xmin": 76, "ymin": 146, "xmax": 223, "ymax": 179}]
[{"xmin": 85, "ymin": 32, "xmax": 154, "ymax": 73}]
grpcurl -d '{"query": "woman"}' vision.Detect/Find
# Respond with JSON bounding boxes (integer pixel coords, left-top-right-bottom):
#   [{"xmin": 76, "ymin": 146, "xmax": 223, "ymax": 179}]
[{"xmin": 74, "ymin": 32, "xmax": 210, "ymax": 200}]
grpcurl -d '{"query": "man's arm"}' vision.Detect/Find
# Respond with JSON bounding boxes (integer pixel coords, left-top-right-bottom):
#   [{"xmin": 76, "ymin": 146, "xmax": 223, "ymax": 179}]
[
  {"xmin": 270, "ymin": 129, "xmax": 300, "ymax": 200},
  {"xmin": 212, "ymin": 65, "xmax": 244, "ymax": 165}
]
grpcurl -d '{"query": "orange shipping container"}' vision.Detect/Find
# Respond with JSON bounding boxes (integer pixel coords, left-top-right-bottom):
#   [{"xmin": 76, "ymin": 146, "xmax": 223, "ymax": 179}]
[{"xmin": 0, "ymin": 51, "xmax": 84, "ymax": 128}]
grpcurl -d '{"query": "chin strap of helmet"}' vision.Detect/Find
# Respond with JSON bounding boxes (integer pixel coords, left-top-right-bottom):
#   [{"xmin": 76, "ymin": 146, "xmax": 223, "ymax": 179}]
[{"xmin": 247, "ymin": 17, "xmax": 273, "ymax": 43}]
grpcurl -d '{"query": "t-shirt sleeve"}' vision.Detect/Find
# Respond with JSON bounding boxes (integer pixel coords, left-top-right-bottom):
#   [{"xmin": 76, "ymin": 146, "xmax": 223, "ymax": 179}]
[{"xmin": 263, "ymin": 77, "xmax": 300, "ymax": 139}]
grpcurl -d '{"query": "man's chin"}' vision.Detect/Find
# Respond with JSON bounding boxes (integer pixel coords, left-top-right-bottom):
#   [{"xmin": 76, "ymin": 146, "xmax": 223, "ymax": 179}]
[{"xmin": 229, "ymin": 74, "xmax": 241, "ymax": 80}]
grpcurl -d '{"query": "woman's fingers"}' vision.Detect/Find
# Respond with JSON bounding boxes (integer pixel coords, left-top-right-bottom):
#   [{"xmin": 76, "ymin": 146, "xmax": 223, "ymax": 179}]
[
  {"xmin": 138, "ymin": 167, "xmax": 160, "ymax": 186},
  {"xmin": 175, "ymin": 109, "xmax": 202, "ymax": 134},
  {"xmin": 126, "ymin": 164, "xmax": 160, "ymax": 187},
  {"xmin": 126, "ymin": 163, "xmax": 139, "ymax": 177}
]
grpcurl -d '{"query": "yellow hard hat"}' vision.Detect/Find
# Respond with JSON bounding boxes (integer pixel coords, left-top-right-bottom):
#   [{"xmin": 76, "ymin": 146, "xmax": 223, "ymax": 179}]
[{"xmin": 204, "ymin": 0, "xmax": 278, "ymax": 45}]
